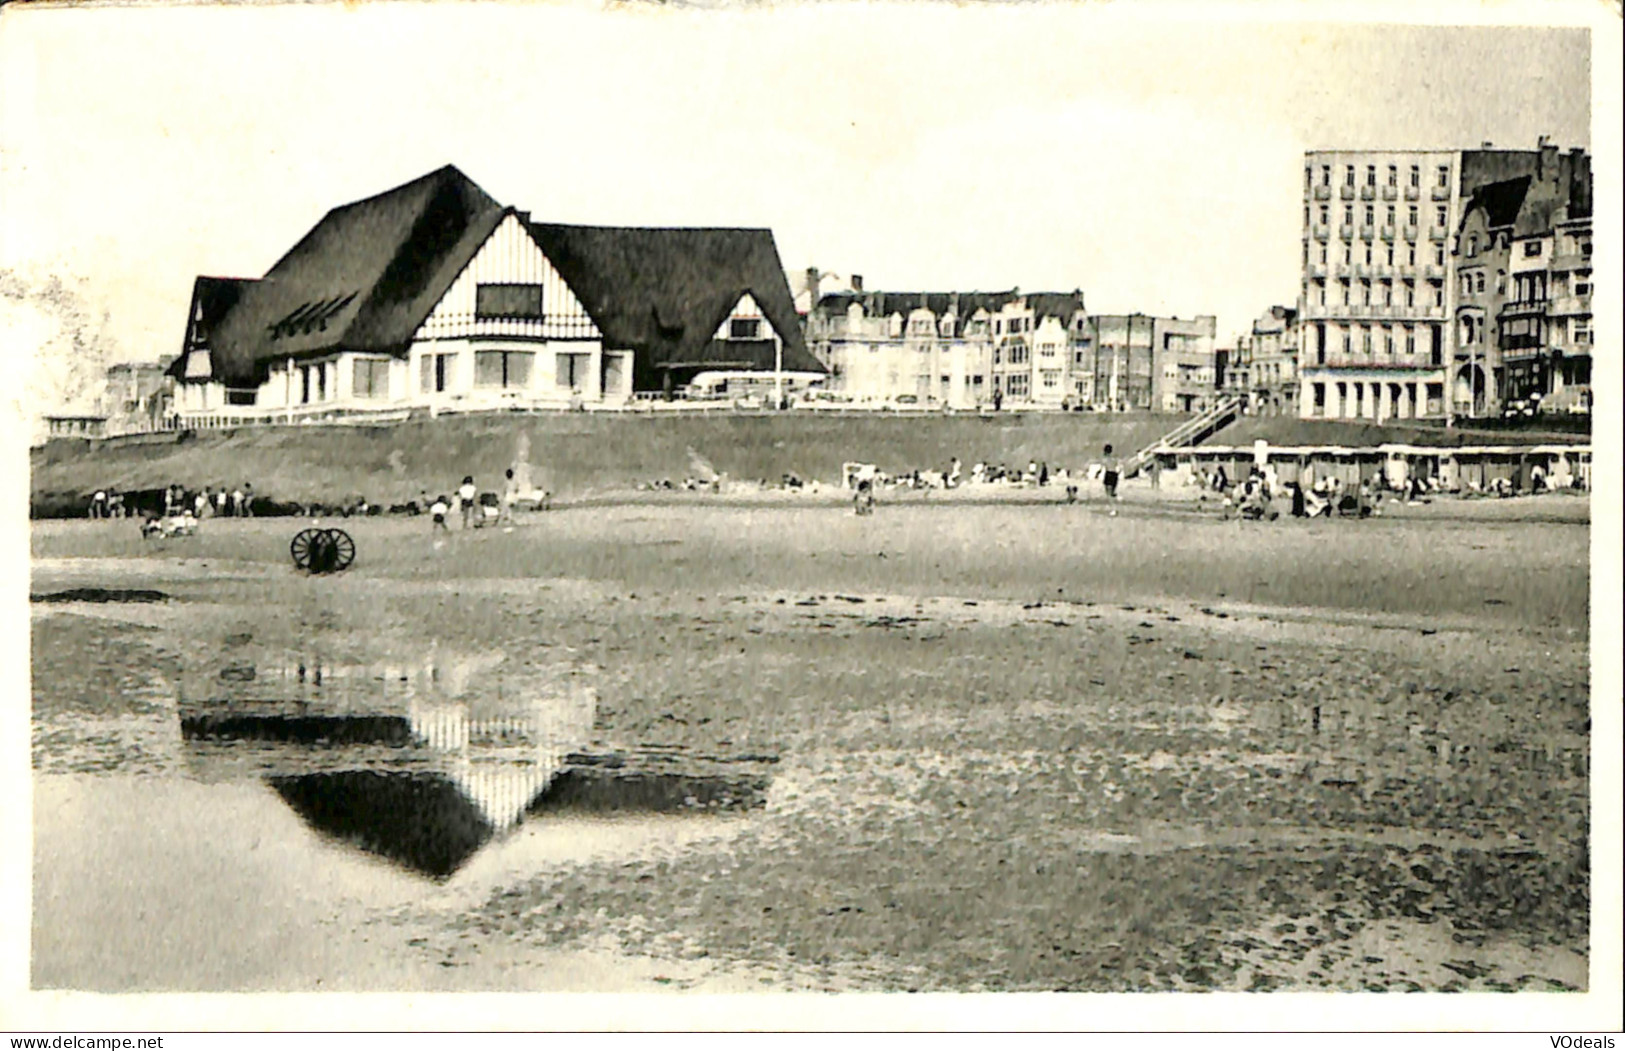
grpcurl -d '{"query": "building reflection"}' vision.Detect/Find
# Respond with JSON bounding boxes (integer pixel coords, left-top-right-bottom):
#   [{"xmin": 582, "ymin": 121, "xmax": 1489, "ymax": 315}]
[{"xmin": 180, "ymin": 655, "xmax": 598, "ymax": 878}]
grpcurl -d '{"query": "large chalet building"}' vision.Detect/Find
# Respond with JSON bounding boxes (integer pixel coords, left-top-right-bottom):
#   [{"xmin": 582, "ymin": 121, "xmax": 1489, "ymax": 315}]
[{"xmin": 168, "ymin": 166, "xmax": 820, "ymax": 424}]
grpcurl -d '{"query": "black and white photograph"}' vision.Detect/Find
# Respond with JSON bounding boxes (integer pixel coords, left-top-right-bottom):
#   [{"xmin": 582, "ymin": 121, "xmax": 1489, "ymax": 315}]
[{"xmin": 3, "ymin": 0, "xmax": 1620, "ymax": 1034}]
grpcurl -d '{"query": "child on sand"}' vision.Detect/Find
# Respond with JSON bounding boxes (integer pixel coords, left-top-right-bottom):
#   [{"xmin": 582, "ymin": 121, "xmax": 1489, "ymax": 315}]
[
  {"xmin": 430, "ymin": 494, "xmax": 450, "ymax": 532},
  {"xmin": 458, "ymin": 476, "xmax": 477, "ymax": 529},
  {"xmin": 1101, "ymin": 445, "xmax": 1121, "ymax": 505}
]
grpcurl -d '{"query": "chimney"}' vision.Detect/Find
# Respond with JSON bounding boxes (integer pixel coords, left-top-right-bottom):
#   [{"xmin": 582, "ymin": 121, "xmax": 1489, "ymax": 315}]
[
  {"xmin": 805, "ymin": 266, "xmax": 821, "ymax": 307},
  {"xmin": 850, "ymin": 274, "xmax": 863, "ymax": 294}
]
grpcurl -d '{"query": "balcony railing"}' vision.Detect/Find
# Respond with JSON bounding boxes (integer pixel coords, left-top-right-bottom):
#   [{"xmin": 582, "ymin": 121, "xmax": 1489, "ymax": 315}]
[
  {"xmin": 1429, "ymin": 229, "xmax": 1447, "ymax": 242},
  {"xmin": 1380, "ymin": 225, "xmax": 1397, "ymax": 241},
  {"xmin": 1550, "ymin": 252, "xmax": 1591, "ymax": 272},
  {"xmin": 1403, "ymin": 225, "xmax": 1419, "ymax": 241},
  {"xmin": 1313, "ymin": 185, "xmax": 1332, "ymax": 201},
  {"xmin": 1549, "ymin": 295, "xmax": 1589, "ymax": 316},
  {"xmin": 1499, "ymin": 298, "xmax": 1549, "ymax": 318},
  {"xmin": 1382, "ymin": 186, "xmax": 1398, "ymax": 200},
  {"xmin": 1405, "ymin": 186, "xmax": 1420, "ymax": 200},
  {"xmin": 1360, "ymin": 185, "xmax": 1376, "ymax": 200},
  {"xmin": 1340, "ymin": 185, "xmax": 1356, "ymax": 199},
  {"xmin": 1312, "ymin": 224, "xmax": 1330, "ymax": 241},
  {"xmin": 1338, "ymin": 224, "xmax": 1355, "ymax": 240},
  {"xmin": 1431, "ymin": 186, "xmax": 1451, "ymax": 201},
  {"xmin": 1359, "ymin": 224, "xmax": 1375, "ymax": 240}
]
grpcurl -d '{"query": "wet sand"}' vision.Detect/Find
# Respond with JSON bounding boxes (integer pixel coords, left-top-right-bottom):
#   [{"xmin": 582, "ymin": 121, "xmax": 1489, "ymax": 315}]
[{"xmin": 29, "ymin": 497, "xmax": 1590, "ymax": 991}]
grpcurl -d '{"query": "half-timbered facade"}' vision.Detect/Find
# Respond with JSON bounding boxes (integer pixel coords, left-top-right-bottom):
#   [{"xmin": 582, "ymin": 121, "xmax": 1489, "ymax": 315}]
[{"xmin": 169, "ymin": 166, "xmax": 818, "ymax": 425}]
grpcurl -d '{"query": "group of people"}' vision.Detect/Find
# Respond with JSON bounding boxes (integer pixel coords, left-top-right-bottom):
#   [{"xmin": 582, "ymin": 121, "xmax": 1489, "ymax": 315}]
[
  {"xmin": 157, "ymin": 482, "xmax": 256, "ymax": 520},
  {"xmin": 421, "ymin": 471, "xmax": 527, "ymax": 533},
  {"xmin": 850, "ymin": 445, "xmax": 1130, "ymax": 515}
]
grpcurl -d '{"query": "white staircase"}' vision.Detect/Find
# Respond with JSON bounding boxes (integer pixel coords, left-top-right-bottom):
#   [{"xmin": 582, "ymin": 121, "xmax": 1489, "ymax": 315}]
[{"xmin": 1122, "ymin": 395, "xmax": 1247, "ymax": 477}]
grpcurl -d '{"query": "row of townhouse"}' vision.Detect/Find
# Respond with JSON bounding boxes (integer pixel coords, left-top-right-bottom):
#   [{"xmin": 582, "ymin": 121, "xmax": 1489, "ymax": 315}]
[
  {"xmin": 1293, "ymin": 139, "xmax": 1591, "ymax": 421},
  {"xmin": 166, "ymin": 166, "xmax": 823, "ymax": 426},
  {"xmin": 802, "ymin": 276, "xmax": 1219, "ymax": 412}
]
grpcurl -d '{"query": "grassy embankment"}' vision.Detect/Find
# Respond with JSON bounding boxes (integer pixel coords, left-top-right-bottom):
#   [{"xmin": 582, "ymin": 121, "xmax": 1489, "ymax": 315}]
[{"xmin": 29, "ymin": 410, "xmax": 1590, "ymax": 517}]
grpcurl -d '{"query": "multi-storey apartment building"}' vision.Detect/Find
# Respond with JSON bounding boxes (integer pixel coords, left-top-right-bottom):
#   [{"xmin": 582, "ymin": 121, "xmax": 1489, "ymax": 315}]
[
  {"xmin": 1296, "ymin": 140, "xmax": 1582, "ymax": 421},
  {"xmin": 1239, "ymin": 305, "xmax": 1299, "ymax": 416},
  {"xmin": 806, "ymin": 287, "xmax": 1220, "ymax": 412},
  {"xmin": 1454, "ymin": 147, "xmax": 1592, "ymax": 415},
  {"xmin": 806, "ymin": 287, "xmax": 1089, "ymax": 409}
]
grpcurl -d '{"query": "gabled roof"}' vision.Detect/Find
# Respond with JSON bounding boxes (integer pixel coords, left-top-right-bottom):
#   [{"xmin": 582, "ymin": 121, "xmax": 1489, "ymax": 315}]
[
  {"xmin": 812, "ymin": 291, "xmax": 1025, "ymax": 336},
  {"xmin": 167, "ymin": 276, "xmax": 257, "ymax": 378},
  {"xmin": 185, "ymin": 166, "xmax": 507, "ymax": 386},
  {"xmin": 526, "ymin": 223, "xmax": 820, "ymax": 373}
]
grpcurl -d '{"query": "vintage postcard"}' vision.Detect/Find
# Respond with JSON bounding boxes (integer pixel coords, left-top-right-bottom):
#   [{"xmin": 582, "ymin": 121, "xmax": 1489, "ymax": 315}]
[{"xmin": 2, "ymin": 0, "xmax": 1620, "ymax": 1035}]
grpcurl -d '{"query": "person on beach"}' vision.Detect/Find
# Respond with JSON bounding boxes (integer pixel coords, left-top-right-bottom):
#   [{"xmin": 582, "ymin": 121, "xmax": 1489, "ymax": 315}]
[
  {"xmin": 215, "ymin": 488, "xmax": 229, "ymax": 517},
  {"xmin": 230, "ymin": 485, "xmax": 245, "ymax": 517},
  {"xmin": 1101, "ymin": 444, "xmax": 1121, "ymax": 503},
  {"xmin": 1147, "ymin": 457, "xmax": 1162, "ymax": 491},
  {"xmin": 195, "ymin": 489, "xmax": 209, "ymax": 519},
  {"xmin": 242, "ymin": 482, "xmax": 255, "ymax": 518},
  {"xmin": 854, "ymin": 476, "xmax": 875, "ymax": 515},
  {"xmin": 90, "ymin": 488, "xmax": 108, "ymax": 519},
  {"xmin": 500, "ymin": 468, "xmax": 520, "ymax": 527},
  {"xmin": 947, "ymin": 458, "xmax": 962, "ymax": 490},
  {"xmin": 458, "ymin": 476, "xmax": 477, "ymax": 529},
  {"xmin": 430, "ymin": 494, "xmax": 451, "ymax": 532}
]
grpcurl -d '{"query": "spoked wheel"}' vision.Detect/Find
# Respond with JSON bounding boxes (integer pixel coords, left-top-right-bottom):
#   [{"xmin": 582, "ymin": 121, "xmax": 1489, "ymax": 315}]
[
  {"xmin": 326, "ymin": 529, "xmax": 356, "ymax": 571},
  {"xmin": 290, "ymin": 528, "xmax": 324, "ymax": 570}
]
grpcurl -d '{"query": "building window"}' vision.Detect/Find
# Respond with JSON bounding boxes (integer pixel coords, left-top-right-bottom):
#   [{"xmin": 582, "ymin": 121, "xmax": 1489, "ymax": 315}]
[
  {"xmin": 1407, "ymin": 244, "xmax": 1417, "ymax": 265},
  {"xmin": 1467, "ymin": 234, "xmax": 1479, "ymax": 257},
  {"xmin": 1386, "ymin": 207, "xmax": 1396, "ymax": 226},
  {"xmin": 730, "ymin": 318, "xmax": 762, "ymax": 339},
  {"xmin": 1387, "ymin": 165, "xmax": 1397, "ymax": 187},
  {"xmin": 1386, "ymin": 245, "xmax": 1395, "ymax": 266},
  {"xmin": 1365, "ymin": 244, "xmax": 1373, "ymax": 265},
  {"xmin": 1305, "ymin": 168, "xmax": 1313, "ymax": 189},
  {"xmin": 1382, "ymin": 280, "xmax": 1392, "ymax": 306},
  {"xmin": 1436, "ymin": 165, "xmax": 1449, "ymax": 188},
  {"xmin": 1315, "ymin": 280, "xmax": 1326, "ymax": 306},
  {"xmin": 1431, "ymin": 281, "xmax": 1444, "ymax": 308},
  {"xmin": 1574, "ymin": 318, "xmax": 1591, "ymax": 344},
  {"xmin": 1319, "ymin": 205, "xmax": 1329, "ymax": 225},
  {"xmin": 1435, "ymin": 206, "xmax": 1448, "ymax": 228},
  {"xmin": 1405, "ymin": 326, "xmax": 1416, "ymax": 356},
  {"xmin": 475, "ymin": 283, "xmax": 544, "ymax": 320},
  {"xmin": 1321, "ymin": 165, "xmax": 1331, "ymax": 186},
  {"xmin": 1365, "ymin": 205, "xmax": 1375, "ymax": 225},
  {"xmin": 1342, "ymin": 330, "xmax": 1352, "ymax": 356},
  {"xmin": 1404, "ymin": 280, "xmax": 1415, "ymax": 307},
  {"xmin": 475, "ymin": 350, "xmax": 535, "ymax": 389},
  {"xmin": 1338, "ymin": 279, "xmax": 1350, "ymax": 305},
  {"xmin": 1345, "ymin": 165, "xmax": 1355, "ymax": 186},
  {"xmin": 1410, "ymin": 165, "xmax": 1420, "ymax": 188},
  {"xmin": 1343, "ymin": 244, "xmax": 1353, "ymax": 265},
  {"xmin": 352, "ymin": 357, "xmax": 390, "ymax": 399},
  {"xmin": 1319, "ymin": 244, "xmax": 1328, "ymax": 264},
  {"xmin": 1362, "ymin": 327, "xmax": 1373, "ymax": 355},
  {"xmin": 419, "ymin": 353, "xmax": 452, "ymax": 394},
  {"xmin": 1476, "ymin": 273, "xmax": 1486, "ymax": 294},
  {"xmin": 1343, "ymin": 205, "xmax": 1354, "ymax": 225},
  {"xmin": 1366, "ymin": 165, "xmax": 1376, "ymax": 186},
  {"xmin": 1523, "ymin": 240, "xmax": 1543, "ymax": 258},
  {"xmin": 1360, "ymin": 280, "xmax": 1371, "ymax": 305},
  {"xmin": 1042, "ymin": 371, "xmax": 1059, "ymax": 389},
  {"xmin": 226, "ymin": 389, "xmax": 257, "ymax": 406},
  {"xmin": 1408, "ymin": 206, "xmax": 1418, "ymax": 226}
]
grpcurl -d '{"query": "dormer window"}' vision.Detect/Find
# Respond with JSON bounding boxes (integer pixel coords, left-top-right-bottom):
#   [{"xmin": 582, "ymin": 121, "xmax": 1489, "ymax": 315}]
[
  {"xmin": 476, "ymin": 283, "xmax": 545, "ymax": 320},
  {"xmin": 729, "ymin": 318, "xmax": 761, "ymax": 340}
]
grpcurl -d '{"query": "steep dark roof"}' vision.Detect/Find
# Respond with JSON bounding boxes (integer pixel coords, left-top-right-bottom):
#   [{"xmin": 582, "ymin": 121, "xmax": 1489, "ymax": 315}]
[
  {"xmin": 185, "ymin": 166, "xmax": 507, "ymax": 386},
  {"xmin": 1464, "ymin": 176, "xmax": 1532, "ymax": 231},
  {"xmin": 526, "ymin": 223, "xmax": 819, "ymax": 373},
  {"xmin": 168, "ymin": 276, "xmax": 257, "ymax": 378},
  {"xmin": 1025, "ymin": 292, "xmax": 1089, "ymax": 325}
]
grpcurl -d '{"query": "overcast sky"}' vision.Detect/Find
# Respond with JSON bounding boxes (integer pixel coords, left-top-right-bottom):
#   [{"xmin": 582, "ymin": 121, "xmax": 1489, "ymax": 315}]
[{"xmin": 0, "ymin": 3, "xmax": 1598, "ymax": 370}]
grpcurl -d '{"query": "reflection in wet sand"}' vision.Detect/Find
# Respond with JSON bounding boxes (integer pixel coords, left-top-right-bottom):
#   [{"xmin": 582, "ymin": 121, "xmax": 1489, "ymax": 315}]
[{"xmin": 181, "ymin": 655, "xmax": 599, "ymax": 877}]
